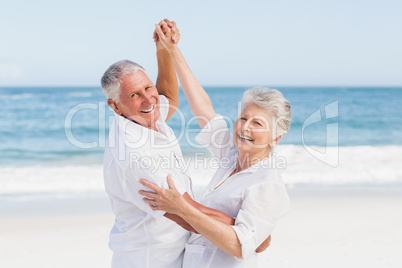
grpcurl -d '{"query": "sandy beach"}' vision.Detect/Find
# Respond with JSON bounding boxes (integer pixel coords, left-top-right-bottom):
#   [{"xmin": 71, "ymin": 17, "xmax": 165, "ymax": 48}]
[
  {"xmin": 1, "ymin": 146, "xmax": 401, "ymax": 267},
  {"xmin": 1, "ymin": 188, "xmax": 401, "ymax": 268}
]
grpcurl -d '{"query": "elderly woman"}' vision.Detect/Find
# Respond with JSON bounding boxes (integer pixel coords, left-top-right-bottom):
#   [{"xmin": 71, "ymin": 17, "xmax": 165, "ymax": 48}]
[{"xmin": 139, "ymin": 22, "xmax": 291, "ymax": 267}]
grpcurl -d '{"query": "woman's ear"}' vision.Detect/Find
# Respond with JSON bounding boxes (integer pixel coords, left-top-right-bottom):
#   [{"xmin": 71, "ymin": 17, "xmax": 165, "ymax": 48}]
[
  {"xmin": 269, "ymin": 135, "xmax": 282, "ymax": 148},
  {"xmin": 107, "ymin": 99, "xmax": 122, "ymax": 115}
]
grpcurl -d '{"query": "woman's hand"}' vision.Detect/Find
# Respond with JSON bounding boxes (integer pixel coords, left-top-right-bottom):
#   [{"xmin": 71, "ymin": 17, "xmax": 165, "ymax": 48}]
[
  {"xmin": 154, "ymin": 21, "xmax": 178, "ymax": 53},
  {"xmin": 255, "ymin": 235, "xmax": 271, "ymax": 253},
  {"xmin": 139, "ymin": 174, "xmax": 186, "ymax": 215}
]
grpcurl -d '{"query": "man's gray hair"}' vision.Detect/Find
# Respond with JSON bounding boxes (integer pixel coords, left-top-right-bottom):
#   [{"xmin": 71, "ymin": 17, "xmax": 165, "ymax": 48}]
[
  {"xmin": 241, "ymin": 87, "xmax": 292, "ymax": 139},
  {"xmin": 101, "ymin": 60, "xmax": 147, "ymax": 101}
]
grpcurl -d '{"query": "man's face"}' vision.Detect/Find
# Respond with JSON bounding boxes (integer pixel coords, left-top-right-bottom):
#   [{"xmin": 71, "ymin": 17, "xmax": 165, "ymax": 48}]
[{"xmin": 109, "ymin": 71, "xmax": 160, "ymax": 130}]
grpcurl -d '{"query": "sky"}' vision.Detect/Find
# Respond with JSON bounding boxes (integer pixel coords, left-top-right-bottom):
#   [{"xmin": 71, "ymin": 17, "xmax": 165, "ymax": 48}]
[{"xmin": 0, "ymin": 0, "xmax": 401, "ymax": 87}]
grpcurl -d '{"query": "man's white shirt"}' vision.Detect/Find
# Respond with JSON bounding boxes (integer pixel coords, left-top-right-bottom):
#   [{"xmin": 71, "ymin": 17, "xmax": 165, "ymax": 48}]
[{"xmin": 103, "ymin": 95, "xmax": 192, "ymax": 268}]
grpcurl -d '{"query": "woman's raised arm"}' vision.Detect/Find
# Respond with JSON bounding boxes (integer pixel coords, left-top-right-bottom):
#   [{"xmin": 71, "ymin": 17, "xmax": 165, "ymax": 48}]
[{"xmin": 155, "ymin": 23, "xmax": 216, "ymax": 129}]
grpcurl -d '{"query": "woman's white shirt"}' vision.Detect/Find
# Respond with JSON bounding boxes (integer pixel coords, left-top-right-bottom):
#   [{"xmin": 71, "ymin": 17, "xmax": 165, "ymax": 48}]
[{"xmin": 183, "ymin": 114, "xmax": 291, "ymax": 267}]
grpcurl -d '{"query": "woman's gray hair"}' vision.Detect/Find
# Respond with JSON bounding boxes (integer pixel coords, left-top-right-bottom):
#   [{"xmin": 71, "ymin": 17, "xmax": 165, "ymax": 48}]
[
  {"xmin": 241, "ymin": 87, "xmax": 292, "ymax": 139},
  {"xmin": 101, "ymin": 60, "xmax": 147, "ymax": 101}
]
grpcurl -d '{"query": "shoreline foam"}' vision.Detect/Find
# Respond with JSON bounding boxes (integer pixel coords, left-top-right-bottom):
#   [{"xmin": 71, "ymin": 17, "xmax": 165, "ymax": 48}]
[{"xmin": 1, "ymin": 145, "xmax": 401, "ymax": 200}]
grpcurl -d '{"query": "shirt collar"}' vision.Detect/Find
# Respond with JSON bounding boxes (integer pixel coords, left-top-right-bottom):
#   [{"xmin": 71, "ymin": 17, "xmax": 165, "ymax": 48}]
[
  {"xmin": 232, "ymin": 148, "xmax": 272, "ymax": 174},
  {"xmin": 246, "ymin": 158, "xmax": 271, "ymax": 173},
  {"xmin": 114, "ymin": 113, "xmax": 176, "ymax": 148},
  {"xmin": 115, "ymin": 113, "xmax": 165, "ymax": 137}
]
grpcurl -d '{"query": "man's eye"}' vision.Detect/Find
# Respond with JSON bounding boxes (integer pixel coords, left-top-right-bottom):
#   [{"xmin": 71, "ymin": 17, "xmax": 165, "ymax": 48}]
[
  {"xmin": 240, "ymin": 117, "xmax": 246, "ymax": 121},
  {"xmin": 131, "ymin": 93, "xmax": 137, "ymax": 98}
]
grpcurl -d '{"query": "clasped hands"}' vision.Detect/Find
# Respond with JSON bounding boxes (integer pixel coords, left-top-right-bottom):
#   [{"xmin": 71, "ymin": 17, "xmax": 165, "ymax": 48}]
[{"xmin": 153, "ymin": 19, "xmax": 180, "ymax": 51}]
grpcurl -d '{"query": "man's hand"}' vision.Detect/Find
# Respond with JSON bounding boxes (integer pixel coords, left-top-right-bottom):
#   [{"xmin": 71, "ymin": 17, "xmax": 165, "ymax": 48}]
[
  {"xmin": 153, "ymin": 19, "xmax": 180, "ymax": 50},
  {"xmin": 256, "ymin": 235, "xmax": 271, "ymax": 253}
]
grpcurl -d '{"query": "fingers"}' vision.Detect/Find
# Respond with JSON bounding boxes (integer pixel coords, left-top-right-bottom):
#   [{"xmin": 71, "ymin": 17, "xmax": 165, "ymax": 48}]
[
  {"xmin": 172, "ymin": 32, "xmax": 180, "ymax": 44},
  {"xmin": 154, "ymin": 24, "xmax": 165, "ymax": 41},
  {"xmin": 172, "ymin": 25, "xmax": 180, "ymax": 44},
  {"xmin": 170, "ymin": 23, "xmax": 179, "ymax": 35},
  {"xmin": 171, "ymin": 21, "xmax": 179, "ymax": 37},
  {"xmin": 255, "ymin": 235, "xmax": 272, "ymax": 253},
  {"xmin": 158, "ymin": 19, "xmax": 178, "ymax": 31},
  {"xmin": 153, "ymin": 29, "xmax": 158, "ymax": 42},
  {"xmin": 164, "ymin": 18, "xmax": 173, "ymax": 28},
  {"xmin": 138, "ymin": 190, "xmax": 158, "ymax": 199},
  {"xmin": 159, "ymin": 20, "xmax": 168, "ymax": 34},
  {"xmin": 170, "ymin": 25, "xmax": 179, "ymax": 44},
  {"xmin": 155, "ymin": 19, "xmax": 179, "ymax": 44},
  {"xmin": 142, "ymin": 197, "xmax": 161, "ymax": 210},
  {"xmin": 139, "ymin": 178, "xmax": 161, "ymax": 193},
  {"xmin": 166, "ymin": 174, "xmax": 177, "ymax": 190},
  {"xmin": 162, "ymin": 18, "xmax": 177, "ymax": 29}
]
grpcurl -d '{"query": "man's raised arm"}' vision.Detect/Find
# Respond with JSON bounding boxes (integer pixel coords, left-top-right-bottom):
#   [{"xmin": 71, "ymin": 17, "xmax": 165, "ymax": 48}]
[{"xmin": 154, "ymin": 19, "xmax": 180, "ymax": 121}]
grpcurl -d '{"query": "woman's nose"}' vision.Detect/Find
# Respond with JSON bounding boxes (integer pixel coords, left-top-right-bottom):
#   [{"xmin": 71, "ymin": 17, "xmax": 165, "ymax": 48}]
[{"xmin": 241, "ymin": 120, "xmax": 251, "ymax": 132}]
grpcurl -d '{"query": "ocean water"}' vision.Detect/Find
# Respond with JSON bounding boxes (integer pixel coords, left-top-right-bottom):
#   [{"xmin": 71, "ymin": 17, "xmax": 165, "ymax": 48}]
[
  {"xmin": 1, "ymin": 86, "xmax": 401, "ymax": 164},
  {"xmin": 1, "ymin": 86, "xmax": 402, "ymax": 198}
]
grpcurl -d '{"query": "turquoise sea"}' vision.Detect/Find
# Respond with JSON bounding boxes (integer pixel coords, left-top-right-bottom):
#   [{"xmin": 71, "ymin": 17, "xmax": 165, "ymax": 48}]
[{"xmin": 0, "ymin": 86, "xmax": 401, "ymax": 166}]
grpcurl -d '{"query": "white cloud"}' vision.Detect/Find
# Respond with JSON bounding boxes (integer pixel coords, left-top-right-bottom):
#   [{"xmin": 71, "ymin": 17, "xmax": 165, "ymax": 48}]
[{"xmin": 0, "ymin": 63, "xmax": 22, "ymax": 79}]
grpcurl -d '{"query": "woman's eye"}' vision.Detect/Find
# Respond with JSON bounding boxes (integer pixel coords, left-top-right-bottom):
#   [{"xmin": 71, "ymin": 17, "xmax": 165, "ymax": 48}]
[
  {"xmin": 240, "ymin": 117, "xmax": 246, "ymax": 121},
  {"xmin": 255, "ymin": 122, "xmax": 262, "ymax": 126}
]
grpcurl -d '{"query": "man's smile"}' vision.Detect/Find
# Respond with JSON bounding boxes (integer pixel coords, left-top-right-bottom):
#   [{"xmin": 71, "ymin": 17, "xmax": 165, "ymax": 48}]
[{"xmin": 141, "ymin": 104, "xmax": 155, "ymax": 113}]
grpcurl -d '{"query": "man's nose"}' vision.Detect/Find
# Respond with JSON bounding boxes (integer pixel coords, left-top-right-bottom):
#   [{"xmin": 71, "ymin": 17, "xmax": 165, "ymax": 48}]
[{"xmin": 141, "ymin": 92, "xmax": 152, "ymax": 104}]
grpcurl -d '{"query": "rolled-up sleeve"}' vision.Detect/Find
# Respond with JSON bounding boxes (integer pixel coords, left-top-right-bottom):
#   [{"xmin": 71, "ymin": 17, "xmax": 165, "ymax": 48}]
[
  {"xmin": 195, "ymin": 114, "xmax": 234, "ymax": 160},
  {"xmin": 231, "ymin": 182, "xmax": 291, "ymax": 259}
]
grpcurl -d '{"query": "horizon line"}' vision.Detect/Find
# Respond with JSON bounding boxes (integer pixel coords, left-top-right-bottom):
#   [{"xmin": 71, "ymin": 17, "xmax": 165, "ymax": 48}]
[{"xmin": 1, "ymin": 85, "xmax": 402, "ymax": 89}]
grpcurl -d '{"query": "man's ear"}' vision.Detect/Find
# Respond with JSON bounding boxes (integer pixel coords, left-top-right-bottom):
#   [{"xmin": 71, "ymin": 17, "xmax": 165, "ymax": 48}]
[
  {"xmin": 269, "ymin": 135, "xmax": 282, "ymax": 148},
  {"xmin": 107, "ymin": 99, "xmax": 122, "ymax": 115}
]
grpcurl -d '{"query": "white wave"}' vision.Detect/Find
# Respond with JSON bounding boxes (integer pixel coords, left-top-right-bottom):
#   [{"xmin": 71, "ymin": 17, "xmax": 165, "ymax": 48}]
[
  {"xmin": 0, "ymin": 165, "xmax": 104, "ymax": 196},
  {"xmin": 1, "ymin": 146, "xmax": 401, "ymax": 198},
  {"xmin": 276, "ymin": 145, "xmax": 402, "ymax": 186},
  {"xmin": 69, "ymin": 92, "xmax": 93, "ymax": 97},
  {"xmin": 186, "ymin": 145, "xmax": 402, "ymax": 197},
  {"xmin": 0, "ymin": 93, "xmax": 35, "ymax": 100}
]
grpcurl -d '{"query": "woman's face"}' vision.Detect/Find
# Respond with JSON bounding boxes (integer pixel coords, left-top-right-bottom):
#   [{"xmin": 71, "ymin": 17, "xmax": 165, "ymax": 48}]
[{"xmin": 233, "ymin": 103, "xmax": 279, "ymax": 157}]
